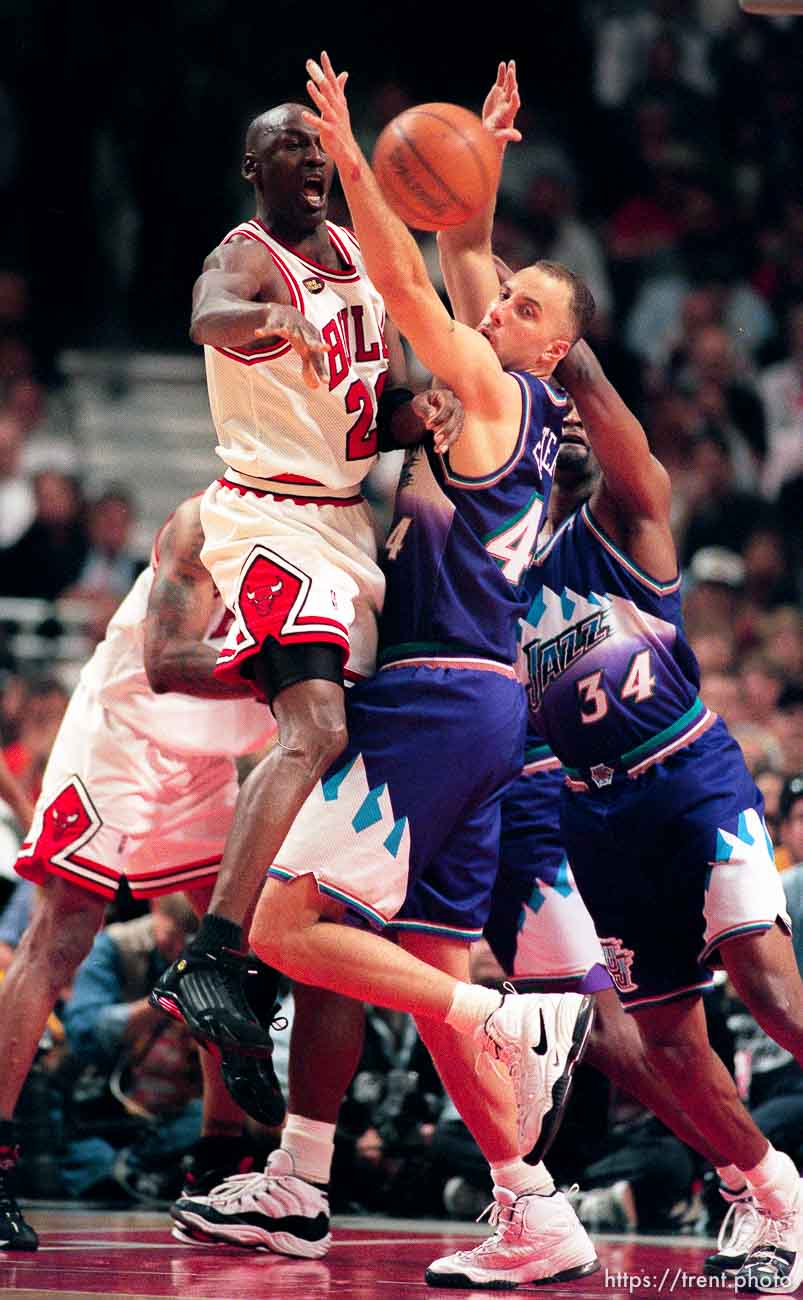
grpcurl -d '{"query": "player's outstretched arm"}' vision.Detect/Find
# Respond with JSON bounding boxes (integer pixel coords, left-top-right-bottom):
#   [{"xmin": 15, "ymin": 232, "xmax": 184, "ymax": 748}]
[
  {"xmin": 438, "ymin": 61, "xmax": 521, "ymax": 328},
  {"xmin": 144, "ymin": 500, "xmax": 255, "ymax": 700},
  {"xmin": 190, "ymin": 241, "xmax": 331, "ymax": 389},
  {"xmin": 304, "ymin": 52, "xmax": 512, "ymax": 423},
  {"xmin": 556, "ymin": 341, "xmax": 671, "ymax": 525}
]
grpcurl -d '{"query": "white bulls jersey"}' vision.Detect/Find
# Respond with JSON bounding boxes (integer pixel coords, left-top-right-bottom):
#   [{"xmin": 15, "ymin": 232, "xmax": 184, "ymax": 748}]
[
  {"xmin": 204, "ymin": 219, "xmax": 389, "ymax": 492},
  {"xmin": 81, "ymin": 532, "xmax": 275, "ymax": 758}
]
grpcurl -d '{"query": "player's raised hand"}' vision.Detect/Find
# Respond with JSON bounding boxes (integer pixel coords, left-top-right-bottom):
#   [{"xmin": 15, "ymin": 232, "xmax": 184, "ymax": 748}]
[
  {"xmin": 412, "ymin": 388, "xmax": 465, "ymax": 454},
  {"xmin": 255, "ymin": 304, "xmax": 332, "ymax": 389},
  {"xmin": 482, "ymin": 60, "xmax": 522, "ymax": 152},
  {"xmin": 304, "ymin": 51, "xmax": 359, "ymax": 171}
]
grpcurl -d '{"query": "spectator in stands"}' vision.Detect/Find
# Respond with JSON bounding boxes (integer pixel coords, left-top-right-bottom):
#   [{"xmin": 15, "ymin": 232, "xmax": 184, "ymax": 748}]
[
  {"xmin": 520, "ymin": 163, "xmax": 613, "ymax": 320},
  {"xmin": 682, "ymin": 546, "xmax": 745, "ymax": 633},
  {"xmin": 763, "ymin": 608, "xmax": 803, "ymax": 680},
  {"xmin": 755, "ymin": 767, "xmax": 786, "ymax": 848},
  {"xmin": 0, "ymin": 411, "xmax": 34, "ymax": 549},
  {"xmin": 729, "ymin": 722, "xmax": 786, "ymax": 781},
  {"xmin": 65, "ymin": 487, "xmax": 146, "ymax": 643},
  {"xmin": 680, "ymin": 324, "xmax": 767, "ymax": 473},
  {"xmin": 773, "ymin": 687, "xmax": 803, "ymax": 781},
  {"xmin": 688, "ymin": 626, "xmax": 735, "ymax": 674},
  {"xmin": 71, "ymin": 487, "xmax": 144, "ymax": 600},
  {"xmin": 60, "ymin": 896, "xmax": 210, "ymax": 1202},
  {"xmin": 0, "ymin": 879, "xmax": 35, "ymax": 971},
  {"xmin": 2, "ymin": 677, "xmax": 68, "ymax": 805},
  {"xmin": 591, "ymin": 0, "xmax": 714, "ymax": 111},
  {"xmin": 760, "ymin": 303, "xmax": 803, "ymax": 441},
  {"xmin": 699, "ymin": 670, "xmax": 749, "ymax": 731},
  {"xmin": 777, "ymin": 776, "xmax": 803, "ymax": 875},
  {"xmin": 679, "ymin": 435, "xmax": 769, "ymax": 565},
  {"xmin": 741, "ymin": 654, "xmax": 789, "ymax": 727},
  {"xmin": 0, "ymin": 470, "xmax": 88, "ymax": 600},
  {"xmin": 626, "ymin": 253, "xmax": 774, "ymax": 369}
]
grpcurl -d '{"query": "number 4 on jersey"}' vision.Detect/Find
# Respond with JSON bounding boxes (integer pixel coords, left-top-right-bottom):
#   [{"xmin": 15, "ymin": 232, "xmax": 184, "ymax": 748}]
[
  {"xmin": 485, "ymin": 493, "xmax": 544, "ymax": 584},
  {"xmin": 385, "ymin": 516, "xmax": 412, "ymax": 560},
  {"xmin": 576, "ymin": 649, "xmax": 656, "ymax": 724}
]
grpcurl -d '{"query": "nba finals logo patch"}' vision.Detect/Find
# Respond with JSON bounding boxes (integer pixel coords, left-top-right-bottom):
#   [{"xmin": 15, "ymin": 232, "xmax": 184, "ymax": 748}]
[
  {"xmin": 303, "ymin": 277, "xmax": 325, "ymax": 294},
  {"xmin": 600, "ymin": 937, "xmax": 638, "ymax": 992},
  {"xmin": 590, "ymin": 763, "xmax": 614, "ymax": 788}
]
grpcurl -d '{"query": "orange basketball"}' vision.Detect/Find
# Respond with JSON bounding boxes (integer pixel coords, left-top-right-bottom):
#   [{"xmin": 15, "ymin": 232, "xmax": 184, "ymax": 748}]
[{"xmin": 372, "ymin": 102, "xmax": 499, "ymax": 232}]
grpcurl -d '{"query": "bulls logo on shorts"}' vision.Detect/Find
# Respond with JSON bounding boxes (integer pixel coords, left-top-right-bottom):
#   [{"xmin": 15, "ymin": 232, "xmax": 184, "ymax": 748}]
[
  {"xmin": 600, "ymin": 936, "xmax": 639, "ymax": 993},
  {"xmin": 240, "ymin": 553, "xmax": 304, "ymax": 641},
  {"xmin": 32, "ymin": 779, "xmax": 101, "ymax": 872}
]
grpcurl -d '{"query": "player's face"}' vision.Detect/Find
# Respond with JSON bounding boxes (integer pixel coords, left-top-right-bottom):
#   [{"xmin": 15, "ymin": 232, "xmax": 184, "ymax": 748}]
[
  {"xmin": 477, "ymin": 267, "xmax": 573, "ymax": 374},
  {"xmin": 555, "ymin": 402, "xmax": 598, "ymax": 490},
  {"xmin": 246, "ymin": 110, "xmax": 335, "ymax": 229}
]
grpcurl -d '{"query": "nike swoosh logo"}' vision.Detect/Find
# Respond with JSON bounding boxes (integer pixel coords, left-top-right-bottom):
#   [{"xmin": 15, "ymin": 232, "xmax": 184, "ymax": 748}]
[{"xmin": 531, "ymin": 1008, "xmax": 548, "ymax": 1055}]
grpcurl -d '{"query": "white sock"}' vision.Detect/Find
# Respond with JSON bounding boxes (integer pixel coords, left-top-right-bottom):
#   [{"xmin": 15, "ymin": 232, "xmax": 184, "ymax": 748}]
[
  {"xmin": 742, "ymin": 1146, "xmax": 800, "ymax": 1216},
  {"xmin": 716, "ymin": 1164, "xmax": 747, "ymax": 1194},
  {"xmin": 280, "ymin": 1114, "xmax": 336, "ymax": 1186},
  {"xmin": 490, "ymin": 1157, "xmax": 555, "ymax": 1198},
  {"xmin": 445, "ymin": 982, "xmax": 503, "ymax": 1035}
]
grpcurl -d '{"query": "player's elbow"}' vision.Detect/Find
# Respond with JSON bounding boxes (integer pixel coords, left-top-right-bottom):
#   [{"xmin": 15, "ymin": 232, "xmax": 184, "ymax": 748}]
[
  {"xmin": 189, "ymin": 314, "xmax": 209, "ymax": 346},
  {"xmin": 144, "ymin": 658, "xmax": 170, "ymax": 694}
]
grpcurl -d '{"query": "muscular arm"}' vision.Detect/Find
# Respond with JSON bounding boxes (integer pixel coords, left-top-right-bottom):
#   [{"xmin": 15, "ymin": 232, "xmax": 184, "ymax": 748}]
[
  {"xmin": 305, "ymin": 54, "xmax": 519, "ymax": 473},
  {"xmin": 143, "ymin": 499, "xmax": 254, "ymax": 700},
  {"xmin": 190, "ymin": 239, "xmax": 289, "ymax": 348},
  {"xmin": 556, "ymin": 341, "xmax": 677, "ymax": 579},
  {"xmin": 437, "ymin": 62, "xmax": 521, "ymax": 328},
  {"xmin": 190, "ymin": 240, "xmax": 331, "ymax": 386}
]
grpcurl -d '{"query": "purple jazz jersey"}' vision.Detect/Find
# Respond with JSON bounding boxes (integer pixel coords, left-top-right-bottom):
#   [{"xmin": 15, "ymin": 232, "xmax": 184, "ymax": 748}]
[
  {"xmin": 522, "ymin": 503, "xmax": 709, "ymax": 782},
  {"xmin": 379, "ymin": 372, "xmax": 568, "ymax": 667}
]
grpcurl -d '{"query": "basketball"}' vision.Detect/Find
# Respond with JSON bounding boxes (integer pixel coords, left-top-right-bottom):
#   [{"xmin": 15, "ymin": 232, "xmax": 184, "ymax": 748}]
[{"xmin": 372, "ymin": 102, "xmax": 499, "ymax": 232}]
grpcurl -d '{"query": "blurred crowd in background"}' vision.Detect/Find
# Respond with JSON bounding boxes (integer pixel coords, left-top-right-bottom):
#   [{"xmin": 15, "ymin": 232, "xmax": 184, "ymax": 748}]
[{"xmin": 0, "ymin": 0, "xmax": 800, "ymax": 1236}]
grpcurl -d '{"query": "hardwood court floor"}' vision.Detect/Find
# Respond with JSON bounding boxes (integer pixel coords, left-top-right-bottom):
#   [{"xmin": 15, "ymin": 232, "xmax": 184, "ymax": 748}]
[{"xmin": 0, "ymin": 1206, "xmax": 779, "ymax": 1298}]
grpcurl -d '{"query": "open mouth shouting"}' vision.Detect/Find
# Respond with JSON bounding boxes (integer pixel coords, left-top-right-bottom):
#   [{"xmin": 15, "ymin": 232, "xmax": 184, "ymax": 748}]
[{"xmin": 301, "ymin": 173, "xmax": 326, "ymax": 209}]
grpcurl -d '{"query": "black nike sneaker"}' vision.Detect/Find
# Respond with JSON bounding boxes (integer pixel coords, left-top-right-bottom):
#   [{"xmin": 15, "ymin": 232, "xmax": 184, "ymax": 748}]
[
  {"xmin": 149, "ymin": 946, "xmax": 274, "ymax": 1056},
  {"xmin": 219, "ymin": 963, "xmax": 287, "ymax": 1127},
  {"xmin": 0, "ymin": 1141, "xmax": 38, "ymax": 1251}
]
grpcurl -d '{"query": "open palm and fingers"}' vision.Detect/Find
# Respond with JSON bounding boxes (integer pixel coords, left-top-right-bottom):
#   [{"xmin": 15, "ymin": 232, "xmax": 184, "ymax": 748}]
[
  {"xmin": 304, "ymin": 52, "xmax": 358, "ymax": 173},
  {"xmin": 482, "ymin": 60, "xmax": 522, "ymax": 152},
  {"xmin": 254, "ymin": 304, "xmax": 331, "ymax": 389}
]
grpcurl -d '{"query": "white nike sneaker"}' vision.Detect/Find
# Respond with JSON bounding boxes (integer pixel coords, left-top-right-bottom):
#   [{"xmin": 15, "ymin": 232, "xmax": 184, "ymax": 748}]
[
  {"xmin": 704, "ymin": 1184, "xmax": 761, "ymax": 1277},
  {"xmin": 478, "ymin": 989, "xmax": 595, "ymax": 1160},
  {"xmin": 733, "ymin": 1180, "xmax": 803, "ymax": 1293},
  {"xmin": 170, "ymin": 1149, "xmax": 331, "ymax": 1258},
  {"xmin": 425, "ymin": 1186, "xmax": 599, "ymax": 1289}
]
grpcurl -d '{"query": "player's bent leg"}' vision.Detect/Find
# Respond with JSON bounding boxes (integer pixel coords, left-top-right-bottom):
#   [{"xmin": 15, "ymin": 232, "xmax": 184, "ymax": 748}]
[
  {"xmin": 152, "ymin": 651, "xmax": 348, "ymax": 1056},
  {"xmin": 719, "ymin": 925, "xmax": 803, "ymax": 1066},
  {"xmin": 396, "ymin": 932, "xmax": 597, "ymax": 1291},
  {"xmin": 585, "ymin": 988, "xmax": 728, "ymax": 1167},
  {"xmin": 253, "ymin": 875, "xmax": 594, "ymax": 1160},
  {"xmin": 0, "ymin": 875, "xmax": 106, "ymax": 1251},
  {"xmin": 633, "ymin": 994, "xmax": 803, "ymax": 1291},
  {"xmin": 632, "ymin": 996, "xmax": 769, "ymax": 1168},
  {"xmin": 179, "ymin": 886, "xmax": 286, "ymax": 1132}
]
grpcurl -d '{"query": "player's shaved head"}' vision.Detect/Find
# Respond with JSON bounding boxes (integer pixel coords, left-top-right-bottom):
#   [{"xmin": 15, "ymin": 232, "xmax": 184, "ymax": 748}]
[{"xmin": 245, "ymin": 104, "xmax": 309, "ymax": 153}]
